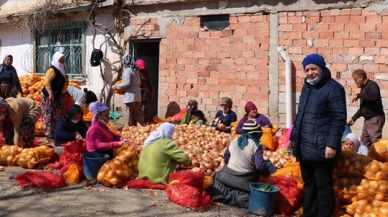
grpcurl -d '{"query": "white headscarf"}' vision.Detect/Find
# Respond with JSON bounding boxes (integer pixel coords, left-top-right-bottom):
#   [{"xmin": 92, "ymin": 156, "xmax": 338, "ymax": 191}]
[
  {"xmin": 51, "ymin": 51, "xmax": 66, "ymax": 77},
  {"xmin": 144, "ymin": 123, "xmax": 175, "ymax": 147},
  {"xmin": 345, "ymin": 133, "xmax": 362, "ymax": 152}
]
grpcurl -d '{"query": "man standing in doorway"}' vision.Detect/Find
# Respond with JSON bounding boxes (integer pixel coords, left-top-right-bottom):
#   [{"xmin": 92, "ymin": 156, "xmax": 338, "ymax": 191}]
[{"xmin": 348, "ymin": 69, "xmax": 385, "ymax": 148}]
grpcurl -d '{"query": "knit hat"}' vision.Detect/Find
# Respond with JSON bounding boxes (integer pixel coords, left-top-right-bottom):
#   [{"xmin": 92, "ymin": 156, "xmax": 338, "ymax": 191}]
[
  {"xmin": 302, "ymin": 54, "xmax": 326, "ymax": 70},
  {"xmin": 244, "ymin": 101, "xmax": 257, "ymax": 114},
  {"xmin": 242, "ymin": 120, "xmax": 262, "ymax": 134},
  {"xmin": 135, "ymin": 59, "xmax": 146, "ymax": 70},
  {"xmin": 221, "ymin": 97, "xmax": 233, "ymax": 108}
]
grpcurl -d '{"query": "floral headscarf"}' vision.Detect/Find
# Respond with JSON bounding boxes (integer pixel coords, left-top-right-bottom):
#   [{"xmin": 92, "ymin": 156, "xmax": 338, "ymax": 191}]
[{"xmin": 122, "ymin": 55, "xmax": 138, "ymax": 71}]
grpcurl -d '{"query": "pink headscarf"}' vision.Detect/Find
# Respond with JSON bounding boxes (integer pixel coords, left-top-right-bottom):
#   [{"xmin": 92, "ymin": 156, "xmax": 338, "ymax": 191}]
[
  {"xmin": 88, "ymin": 102, "xmax": 109, "ymax": 122},
  {"xmin": 135, "ymin": 59, "xmax": 146, "ymax": 70}
]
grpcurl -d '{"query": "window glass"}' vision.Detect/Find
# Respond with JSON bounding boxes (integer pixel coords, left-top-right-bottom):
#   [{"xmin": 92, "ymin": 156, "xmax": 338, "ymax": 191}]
[{"xmin": 36, "ymin": 26, "xmax": 85, "ymax": 78}]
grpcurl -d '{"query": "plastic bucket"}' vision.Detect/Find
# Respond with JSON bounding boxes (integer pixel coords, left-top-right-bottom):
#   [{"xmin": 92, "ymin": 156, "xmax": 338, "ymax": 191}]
[
  {"xmin": 82, "ymin": 152, "xmax": 109, "ymax": 181},
  {"xmin": 249, "ymin": 182, "xmax": 279, "ymax": 216}
]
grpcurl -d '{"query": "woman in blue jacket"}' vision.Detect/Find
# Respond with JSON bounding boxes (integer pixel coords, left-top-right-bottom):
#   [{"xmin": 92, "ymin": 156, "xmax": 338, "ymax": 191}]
[
  {"xmin": 54, "ymin": 104, "xmax": 88, "ymax": 147},
  {"xmin": 290, "ymin": 54, "xmax": 346, "ymax": 217}
]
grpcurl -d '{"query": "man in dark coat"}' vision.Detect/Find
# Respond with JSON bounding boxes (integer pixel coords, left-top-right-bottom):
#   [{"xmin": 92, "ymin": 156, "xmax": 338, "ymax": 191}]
[
  {"xmin": 348, "ymin": 69, "xmax": 385, "ymax": 148},
  {"xmin": 290, "ymin": 54, "xmax": 346, "ymax": 217}
]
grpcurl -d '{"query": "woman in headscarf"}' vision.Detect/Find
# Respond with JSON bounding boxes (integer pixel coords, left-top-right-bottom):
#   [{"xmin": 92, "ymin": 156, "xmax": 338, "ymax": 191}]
[
  {"xmin": 180, "ymin": 99, "xmax": 209, "ymax": 125},
  {"xmin": 0, "ymin": 97, "xmax": 41, "ymax": 148},
  {"xmin": 86, "ymin": 102, "xmax": 129, "ymax": 158},
  {"xmin": 138, "ymin": 123, "xmax": 190, "ymax": 185},
  {"xmin": 135, "ymin": 59, "xmax": 153, "ymax": 123},
  {"xmin": 212, "ymin": 97, "xmax": 237, "ymax": 133},
  {"xmin": 41, "ymin": 51, "xmax": 69, "ymax": 139},
  {"xmin": 0, "ymin": 55, "xmax": 23, "ymax": 99},
  {"xmin": 344, "ymin": 133, "xmax": 368, "ymax": 156},
  {"xmin": 206, "ymin": 120, "xmax": 270, "ymax": 208},
  {"xmin": 113, "ymin": 55, "xmax": 146, "ymax": 127},
  {"xmin": 54, "ymin": 104, "xmax": 88, "ymax": 147},
  {"xmin": 235, "ymin": 101, "xmax": 272, "ymax": 134}
]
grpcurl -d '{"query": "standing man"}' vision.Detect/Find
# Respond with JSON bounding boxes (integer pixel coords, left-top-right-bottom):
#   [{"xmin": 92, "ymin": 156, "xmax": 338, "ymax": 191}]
[
  {"xmin": 290, "ymin": 54, "xmax": 346, "ymax": 217},
  {"xmin": 348, "ymin": 69, "xmax": 385, "ymax": 148}
]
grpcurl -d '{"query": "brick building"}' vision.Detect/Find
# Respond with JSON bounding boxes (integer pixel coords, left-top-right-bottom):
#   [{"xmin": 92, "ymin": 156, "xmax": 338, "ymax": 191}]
[{"xmin": 126, "ymin": 0, "xmax": 388, "ymax": 136}]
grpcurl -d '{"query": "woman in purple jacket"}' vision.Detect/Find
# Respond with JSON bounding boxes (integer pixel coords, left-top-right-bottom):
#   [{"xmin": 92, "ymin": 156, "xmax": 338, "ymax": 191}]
[{"xmin": 235, "ymin": 101, "xmax": 272, "ymax": 134}]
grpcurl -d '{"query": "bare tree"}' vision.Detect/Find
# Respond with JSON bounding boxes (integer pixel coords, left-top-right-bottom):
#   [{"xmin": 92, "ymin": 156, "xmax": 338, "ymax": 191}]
[{"xmin": 88, "ymin": 0, "xmax": 130, "ymax": 107}]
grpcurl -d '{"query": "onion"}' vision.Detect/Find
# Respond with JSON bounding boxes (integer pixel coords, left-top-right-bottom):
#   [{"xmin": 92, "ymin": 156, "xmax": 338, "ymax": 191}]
[
  {"xmin": 379, "ymin": 206, "xmax": 388, "ymax": 216},
  {"xmin": 346, "ymin": 206, "xmax": 355, "ymax": 215},
  {"xmin": 372, "ymin": 200, "xmax": 382, "ymax": 208},
  {"xmin": 375, "ymin": 171, "xmax": 386, "ymax": 180}
]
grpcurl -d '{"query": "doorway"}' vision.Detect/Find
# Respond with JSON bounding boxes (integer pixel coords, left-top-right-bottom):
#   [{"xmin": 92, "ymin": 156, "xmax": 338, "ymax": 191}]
[{"xmin": 132, "ymin": 40, "xmax": 160, "ymax": 122}]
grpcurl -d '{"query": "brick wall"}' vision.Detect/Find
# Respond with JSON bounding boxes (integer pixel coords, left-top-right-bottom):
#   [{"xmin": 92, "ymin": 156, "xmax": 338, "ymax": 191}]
[
  {"xmin": 130, "ymin": 14, "xmax": 270, "ymax": 120},
  {"xmin": 278, "ymin": 8, "xmax": 388, "ymax": 136},
  {"xmin": 130, "ymin": 8, "xmax": 388, "ymax": 136}
]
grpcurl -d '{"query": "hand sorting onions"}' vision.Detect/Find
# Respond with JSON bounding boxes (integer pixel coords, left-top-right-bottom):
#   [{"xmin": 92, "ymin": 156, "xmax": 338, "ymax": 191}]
[{"xmin": 121, "ymin": 124, "xmax": 232, "ymax": 176}]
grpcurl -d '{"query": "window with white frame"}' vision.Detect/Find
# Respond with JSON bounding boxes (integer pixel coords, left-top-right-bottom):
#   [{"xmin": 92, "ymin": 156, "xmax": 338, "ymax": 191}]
[{"xmin": 35, "ymin": 23, "xmax": 86, "ymax": 78}]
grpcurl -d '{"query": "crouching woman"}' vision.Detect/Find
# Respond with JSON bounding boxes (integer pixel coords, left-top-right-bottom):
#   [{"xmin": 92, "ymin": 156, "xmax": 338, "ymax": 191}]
[
  {"xmin": 0, "ymin": 97, "xmax": 41, "ymax": 148},
  {"xmin": 138, "ymin": 123, "xmax": 191, "ymax": 185},
  {"xmin": 206, "ymin": 120, "xmax": 270, "ymax": 208}
]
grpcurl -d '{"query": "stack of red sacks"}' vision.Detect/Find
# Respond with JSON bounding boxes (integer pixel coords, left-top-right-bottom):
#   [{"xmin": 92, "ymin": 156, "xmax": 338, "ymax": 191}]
[
  {"xmin": 48, "ymin": 140, "xmax": 86, "ymax": 180},
  {"xmin": 166, "ymin": 168, "xmax": 212, "ymax": 211}
]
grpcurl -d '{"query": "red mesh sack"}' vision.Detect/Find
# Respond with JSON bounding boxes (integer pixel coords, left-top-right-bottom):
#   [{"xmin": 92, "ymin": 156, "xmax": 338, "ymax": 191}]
[
  {"xmin": 168, "ymin": 168, "xmax": 204, "ymax": 191},
  {"xmin": 16, "ymin": 171, "xmax": 66, "ymax": 190},
  {"xmin": 118, "ymin": 180, "xmax": 167, "ymax": 190},
  {"xmin": 166, "ymin": 183, "xmax": 212, "ymax": 211},
  {"xmin": 169, "ymin": 109, "xmax": 187, "ymax": 123},
  {"xmin": 47, "ymin": 162, "xmax": 64, "ymax": 170},
  {"xmin": 270, "ymin": 177, "xmax": 302, "ymax": 215},
  {"xmin": 62, "ymin": 140, "xmax": 86, "ymax": 154}
]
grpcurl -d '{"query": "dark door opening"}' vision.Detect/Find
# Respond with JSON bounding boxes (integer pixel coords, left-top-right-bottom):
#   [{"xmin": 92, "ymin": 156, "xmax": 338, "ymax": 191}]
[{"xmin": 132, "ymin": 40, "xmax": 160, "ymax": 122}]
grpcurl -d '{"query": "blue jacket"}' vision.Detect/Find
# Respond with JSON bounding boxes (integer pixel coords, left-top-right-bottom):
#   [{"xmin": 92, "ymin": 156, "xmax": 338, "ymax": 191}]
[
  {"xmin": 290, "ymin": 68, "xmax": 346, "ymax": 161},
  {"xmin": 54, "ymin": 115, "xmax": 88, "ymax": 146}
]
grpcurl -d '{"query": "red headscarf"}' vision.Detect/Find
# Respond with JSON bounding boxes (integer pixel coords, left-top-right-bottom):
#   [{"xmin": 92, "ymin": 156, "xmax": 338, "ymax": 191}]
[{"xmin": 242, "ymin": 101, "xmax": 257, "ymax": 123}]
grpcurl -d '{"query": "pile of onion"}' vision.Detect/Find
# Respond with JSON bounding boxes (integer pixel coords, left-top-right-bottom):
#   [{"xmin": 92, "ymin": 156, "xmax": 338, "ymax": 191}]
[
  {"xmin": 368, "ymin": 138, "xmax": 388, "ymax": 162},
  {"xmin": 335, "ymin": 148, "xmax": 373, "ymax": 177},
  {"xmin": 0, "ymin": 145, "xmax": 23, "ymax": 166},
  {"xmin": 97, "ymin": 144, "xmax": 139, "ymax": 186},
  {"xmin": 121, "ymin": 124, "xmax": 233, "ymax": 176},
  {"xmin": 345, "ymin": 199, "xmax": 388, "ymax": 217},
  {"xmin": 364, "ymin": 160, "xmax": 388, "ymax": 181},
  {"xmin": 17, "ymin": 73, "xmax": 81, "ymax": 101},
  {"xmin": 263, "ymin": 149, "xmax": 296, "ymax": 168},
  {"xmin": 15, "ymin": 145, "xmax": 55, "ymax": 169},
  {"xmin": 336, "ymin": 178, "xmax": 388, "ymax": 203}
]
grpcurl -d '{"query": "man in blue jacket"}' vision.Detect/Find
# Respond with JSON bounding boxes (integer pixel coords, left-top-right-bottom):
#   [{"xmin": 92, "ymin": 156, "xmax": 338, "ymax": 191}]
[{"xmin": 290, "ymin": 54, "xmax": 346, "ymax": 217}]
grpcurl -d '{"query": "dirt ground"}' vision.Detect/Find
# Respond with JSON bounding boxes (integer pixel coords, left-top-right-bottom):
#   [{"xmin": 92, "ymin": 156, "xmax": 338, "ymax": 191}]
[
  {"xmin": 0, "ymin": 166, "xmax": 262, "ymax": 217},
  {"xmin": 0, "ymin": 117, "xmax": 265, "ymax": 217}
]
